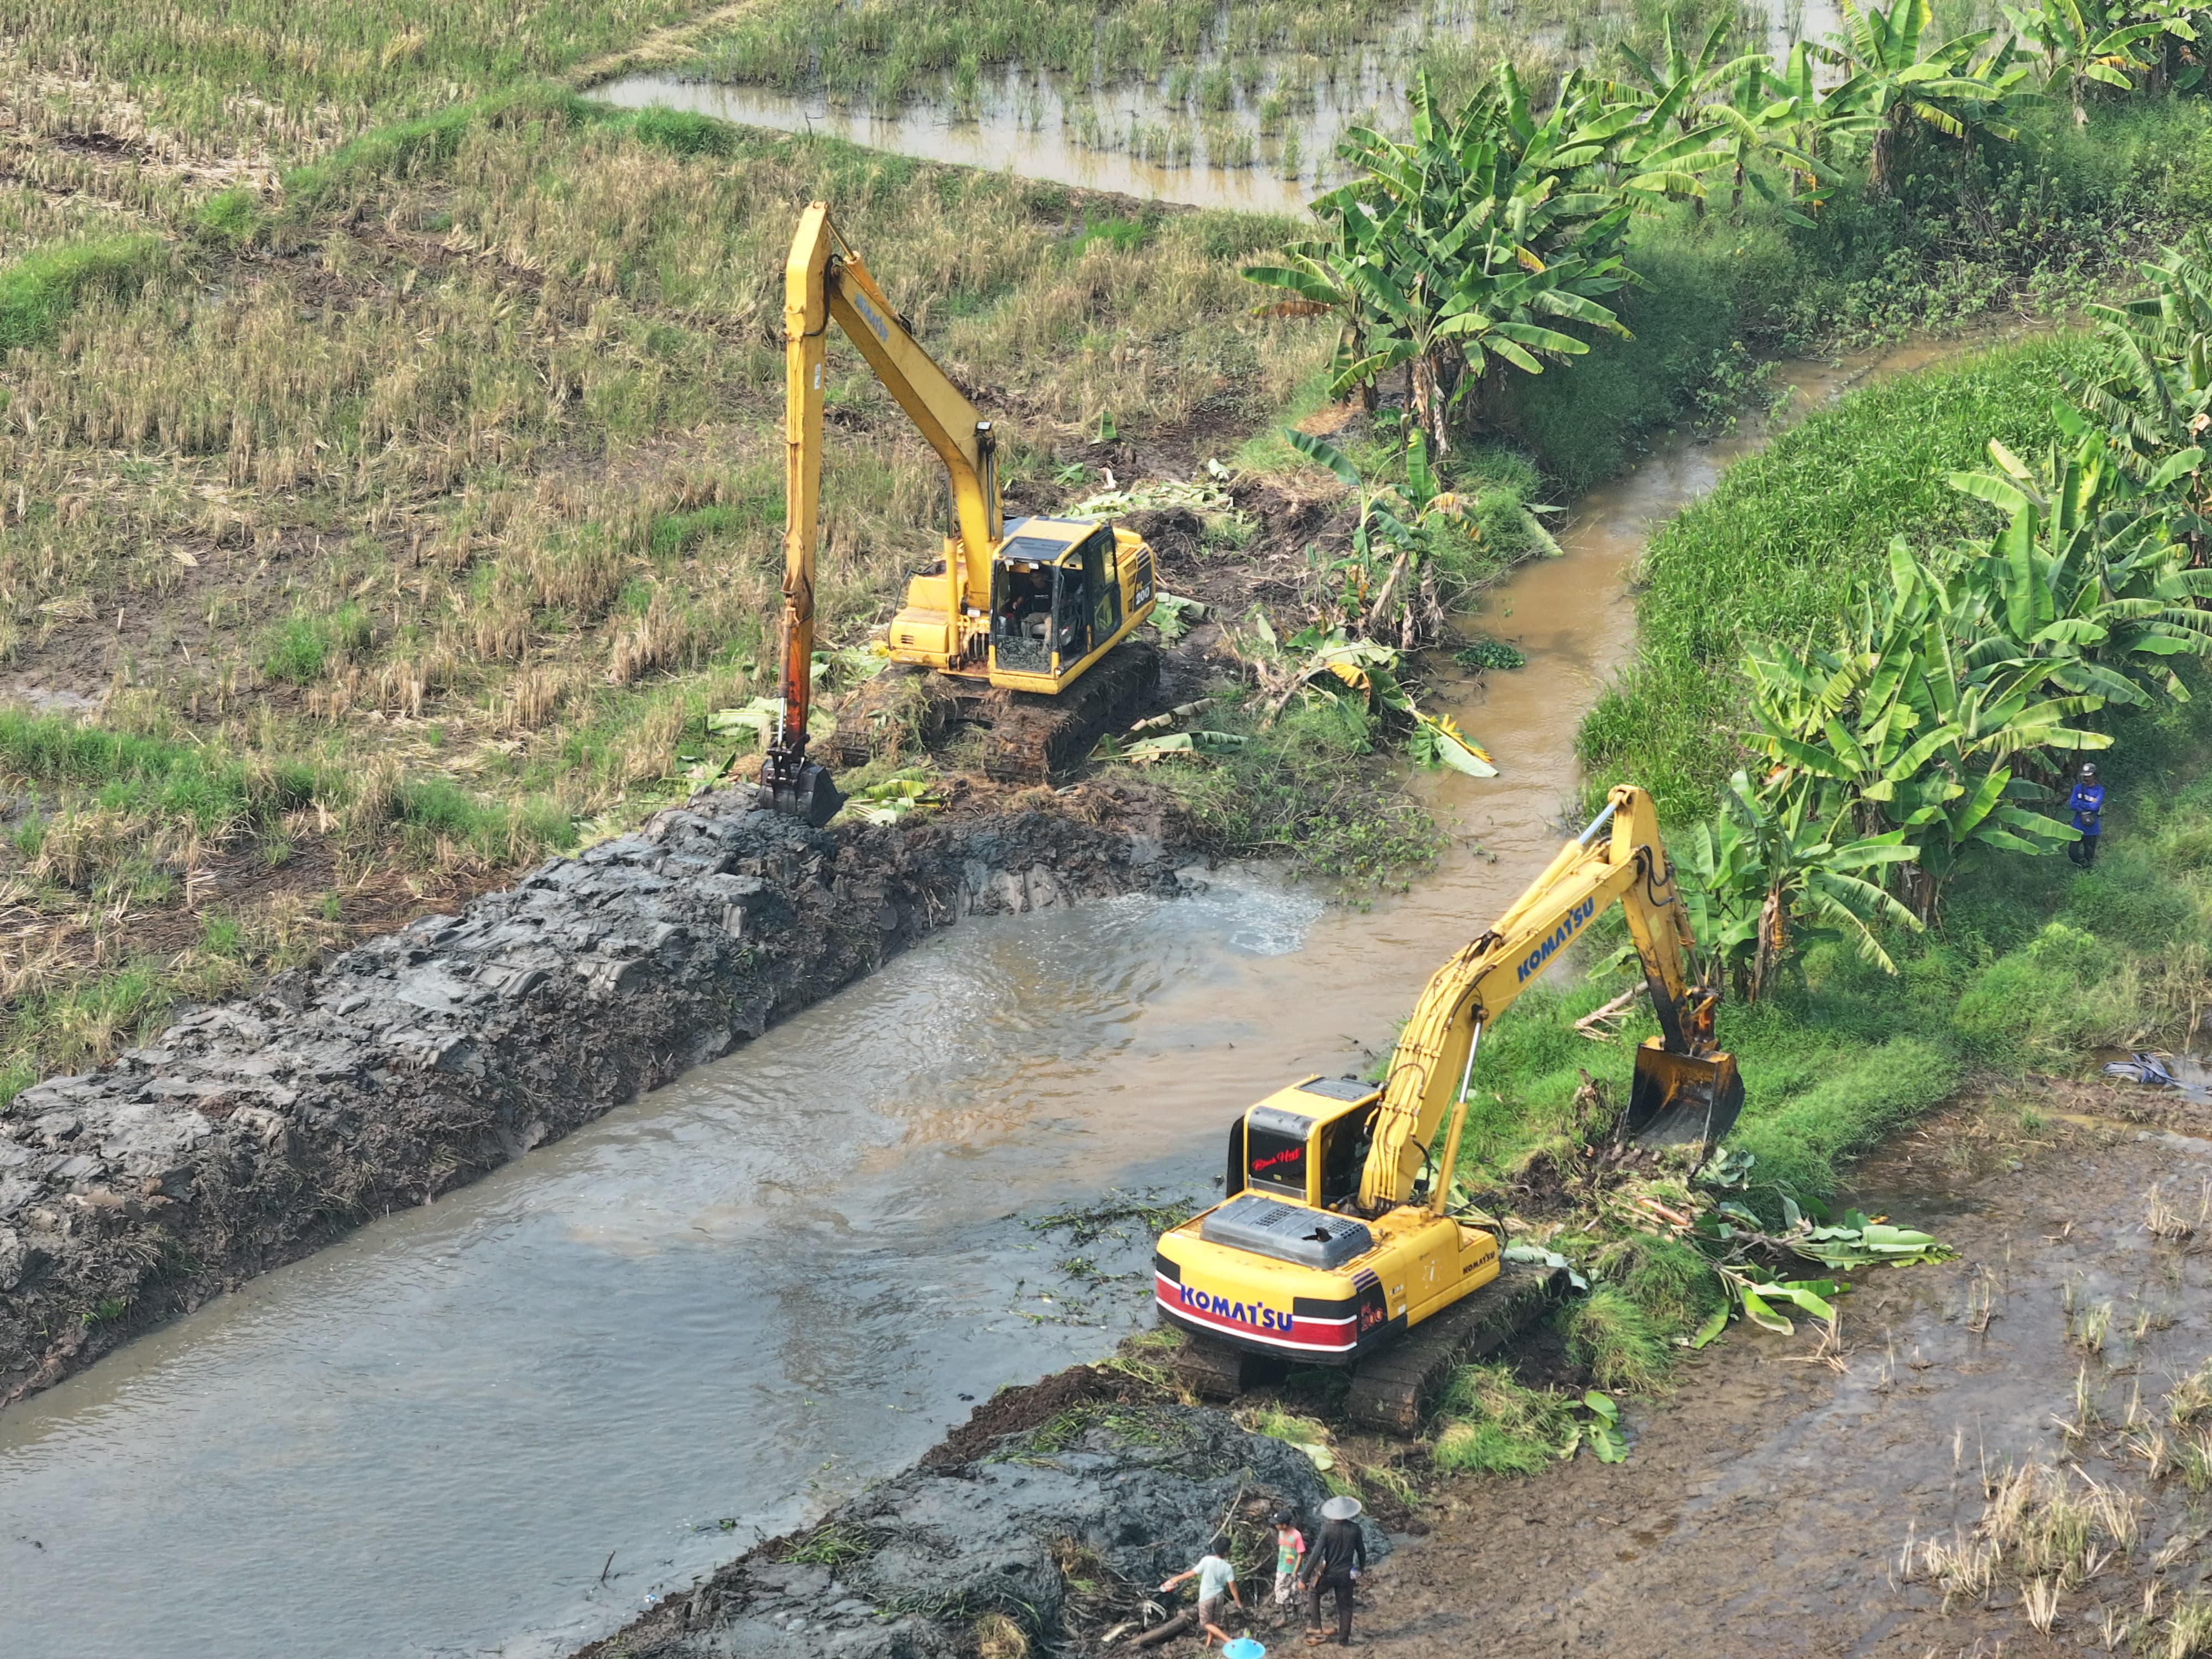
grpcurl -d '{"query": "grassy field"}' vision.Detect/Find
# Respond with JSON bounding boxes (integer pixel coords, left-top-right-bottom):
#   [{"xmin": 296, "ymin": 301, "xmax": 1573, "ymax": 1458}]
[{"xmin": 0, "ymin": 75, "xmax": 1343, "ymax": 1094}]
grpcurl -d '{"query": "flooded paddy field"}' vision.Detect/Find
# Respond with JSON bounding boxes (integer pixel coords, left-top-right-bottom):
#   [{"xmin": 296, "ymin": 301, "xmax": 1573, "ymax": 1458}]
[{"xmin": 591, "ymin": 0, "xmax": 1844, "ymax": 212}]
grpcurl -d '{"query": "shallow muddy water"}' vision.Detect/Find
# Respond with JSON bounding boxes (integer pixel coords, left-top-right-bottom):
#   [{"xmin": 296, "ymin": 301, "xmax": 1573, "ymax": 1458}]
[{"xmin": 0, "ymin": 341, "xmax": 1961, "ymax": 1657}]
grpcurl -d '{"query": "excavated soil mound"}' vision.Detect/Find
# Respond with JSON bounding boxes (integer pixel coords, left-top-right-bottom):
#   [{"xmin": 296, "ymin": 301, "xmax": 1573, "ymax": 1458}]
[
  {"xmin": 581, "ymin": 1400, "xmax": 1387, "ymax": 1659},
  {"xmin": 0, "ymin": 784, "xmax": 1198, "ymax": 1405}
]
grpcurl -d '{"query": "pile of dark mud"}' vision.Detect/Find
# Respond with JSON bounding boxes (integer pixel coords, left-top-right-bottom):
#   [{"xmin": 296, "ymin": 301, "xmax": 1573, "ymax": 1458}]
[
  {"xmin": 0, "ymin": 784, "xmax": 1200, "ymax": 1405},
  {"xmin": 580, "ymin": 1371, "xmax": 1387, "ymax": 1659}
]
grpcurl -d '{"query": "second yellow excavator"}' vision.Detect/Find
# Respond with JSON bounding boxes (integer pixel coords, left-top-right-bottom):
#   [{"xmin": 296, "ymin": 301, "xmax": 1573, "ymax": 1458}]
[
  {"xmin": 1154, "ymin": 784, "xmax": 1744, "ymax": 1428},
  {"xmin": 764, "ymin": 202, "xmax": 1161, "ymax": 822}
]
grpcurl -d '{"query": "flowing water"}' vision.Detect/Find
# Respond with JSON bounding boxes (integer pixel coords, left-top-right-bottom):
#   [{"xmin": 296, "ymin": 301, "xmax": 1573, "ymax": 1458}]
[
  {"xmin": 592, "ymin": 0, "xmax": 1845, "ymax": 216},
  {"xmin": 0, "ymin": 343, "xmax": 1952, "ymax": 1657}
]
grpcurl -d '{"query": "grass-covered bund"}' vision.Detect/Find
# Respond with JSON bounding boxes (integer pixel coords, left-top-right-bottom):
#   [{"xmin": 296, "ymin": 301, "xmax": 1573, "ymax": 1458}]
[{"xmin": 1409, "ymin": 329, "xmax": 2212, "ymax": 1463}]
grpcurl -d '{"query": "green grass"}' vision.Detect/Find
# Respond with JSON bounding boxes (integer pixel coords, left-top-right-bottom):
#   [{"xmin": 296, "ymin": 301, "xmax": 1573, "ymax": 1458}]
[
  {"xmin": 0, "ymin": 1, "xmax": 699, "ymax": 143},
  {"xmin": 1430, "ymin": 1362, "xmax": 1575, "ymax": 1474},
  {"xmin": 0, "ymin": 709, "xmax": 319, "ymax": 834},
  {"xmin": 0, "ymin": 236, "xmax": 167, "ymax": 353},
  {"xmin": 1577, "ymin": 334, "xmax": 2096, "ymax": 822},
  {"xmin": 1557, "ymin": 1283, "xmax": 1672, "ymax": 1394},
  {"xmin": 262, "ymin": 605, "xmax": 373, "ymax": 685}
]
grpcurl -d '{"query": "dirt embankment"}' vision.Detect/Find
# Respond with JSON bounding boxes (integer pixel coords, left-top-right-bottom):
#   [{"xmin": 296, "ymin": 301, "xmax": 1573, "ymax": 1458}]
[
  {"xmin": 582, "ymin": 1363, "xmax": 1388, "ymax": 1659},
  {"xmin": 0, "ymin": 781, "xmax": 1202, "ymax": 1407}
]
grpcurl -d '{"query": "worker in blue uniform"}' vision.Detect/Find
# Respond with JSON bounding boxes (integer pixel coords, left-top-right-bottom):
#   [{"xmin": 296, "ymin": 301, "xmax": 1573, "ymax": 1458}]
[{"xmin": 2067, "ymin": 763, "xmax": 2105, "ymax": 869}]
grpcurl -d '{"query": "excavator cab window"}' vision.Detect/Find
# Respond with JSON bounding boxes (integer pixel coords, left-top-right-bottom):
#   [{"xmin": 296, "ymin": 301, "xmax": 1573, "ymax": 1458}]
[
  {"xmin": 1243, "ymin": 1105, "xmax": 1316, "ymax": 1200},
  {"xmin": 1052, "ymin": 554, "xmax": 1092, "ymax": 666},
  {"xmin": 1318, "ymin": 1105, "xmax": 1377, "ymax": 1211},
  {"xmin": 1081, "ymin": 528, "xmax": 1119, "ymax": 642},
  {"xmin": 991, "ymin": 544, "xmax": 1060, "ymax": 673}
]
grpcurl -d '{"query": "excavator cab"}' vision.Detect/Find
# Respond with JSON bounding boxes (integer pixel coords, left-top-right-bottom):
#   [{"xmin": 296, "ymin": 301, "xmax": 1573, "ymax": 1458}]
[
  {"xmin": 988, "ymin": 520, "xmax": 1120, "ymax": 681},
  {"xmin": 1222, "ymin": 1078, "xmax": 1381, "ymax": 1211}
]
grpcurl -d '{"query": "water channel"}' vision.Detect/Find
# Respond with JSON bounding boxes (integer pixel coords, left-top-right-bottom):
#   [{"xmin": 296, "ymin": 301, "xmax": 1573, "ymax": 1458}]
[{"xmin": 0, "ymin": 343, "xmax": 1954, "ymax": 1656}]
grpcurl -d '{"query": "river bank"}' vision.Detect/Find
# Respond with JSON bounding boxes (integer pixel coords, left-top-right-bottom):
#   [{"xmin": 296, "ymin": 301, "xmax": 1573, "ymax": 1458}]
[
  {"xmin": 0, "ymin": 779, "xmax": 1199, "ymax": 1406},
  {"xmin": 571, "ymin": 1081, "xmax": 2212, "ymax": 1659}
]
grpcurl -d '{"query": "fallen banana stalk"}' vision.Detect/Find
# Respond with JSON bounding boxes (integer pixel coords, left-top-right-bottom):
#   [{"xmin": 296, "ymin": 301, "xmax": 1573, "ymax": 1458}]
[
  {"xmin": 1126, "ymin": 698, "xmax": 1214, "ymax": 735},
  {"xmin": 1574, "ymin": 986, "xmax": 1642, "ymax": 1040}
]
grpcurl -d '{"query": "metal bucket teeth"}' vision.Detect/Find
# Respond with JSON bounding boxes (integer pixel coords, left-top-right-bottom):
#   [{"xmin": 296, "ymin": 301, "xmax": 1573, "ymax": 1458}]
[{"xmin": 764, "ymin": 760, "xmax": 845, "ymax": 828}]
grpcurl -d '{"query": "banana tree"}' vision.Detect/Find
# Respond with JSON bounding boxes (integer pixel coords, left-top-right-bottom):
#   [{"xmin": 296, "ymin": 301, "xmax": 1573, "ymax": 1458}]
[
  {"xmin": 1708, "ymin": 51, "xmax": 1834, "ymax": 218},
  {"xmin": 1681, "ymin": 770, "xmax": 1921, "ymax": 1002},
  {"xmin": 1744, "ymin": 541, "xmax": 2106, "ymax": 919},
  {"xmin": 1241, "ymin": 221, "xmax": 1378, "ymax": 411},
  {"xmin": 2002, "ymin": 0, "xmax": 2169, "ymax": 118},
  {"xmin": 2062, "ymin": 241, "xmax": 2212, "ymax": 549},
  {"xmin": 1948, "ymin": 436, "xmax": 2212, "ymax": 700},
  {"xmin": 1822, "ymin": 0, "xmax": 2032, "ymax": 193},
  {"xmin": 1606, "ymin": 13, "xmax": 1767, "ymax": 216},
  {"xmin": 1770, "ymin": 40, "xmax": 1847, "ymax": 208},
  {"xmin": 1315, "ymin": 69, "xmax": 1640, "ymax": 452}
]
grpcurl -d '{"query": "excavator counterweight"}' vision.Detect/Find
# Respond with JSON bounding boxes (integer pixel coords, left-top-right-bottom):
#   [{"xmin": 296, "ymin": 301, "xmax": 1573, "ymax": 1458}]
[
  {"xmin": 1155, "ymin": 784, "xmax": 1744, "ymax": 1428},
  {"xmin": 763, "ymin": 202, "xmax": 1159, "ymax": 816}
]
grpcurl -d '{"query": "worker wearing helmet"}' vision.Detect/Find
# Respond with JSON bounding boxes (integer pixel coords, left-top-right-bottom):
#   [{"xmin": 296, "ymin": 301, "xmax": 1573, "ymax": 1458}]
[{"xmin": 2067, "ymin": 764, "xmax": 2105, "ymax": 869}]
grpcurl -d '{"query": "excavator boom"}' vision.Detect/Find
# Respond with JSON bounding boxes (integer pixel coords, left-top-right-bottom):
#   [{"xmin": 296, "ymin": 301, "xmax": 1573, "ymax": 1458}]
[
  {"xmin": 766, "ymin": 203, "xmax": 1005, "ymax": 824},
  {"xmin": 764, "ymin": 201, "xmax": 1156, "ymax": 816},
  {"xmin": 1153, "ymin": 785, "xmax": 1743, "ymax": 1423},
  {"xmin": 1359, "ymin": 784, "xmax": 1739, "ymax": 1212}
]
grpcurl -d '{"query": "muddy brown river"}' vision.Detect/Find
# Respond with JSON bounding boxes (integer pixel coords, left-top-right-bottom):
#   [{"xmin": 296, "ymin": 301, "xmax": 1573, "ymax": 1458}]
[{"xmin": 0, "ymin": 343, "xmax": 1956, "ymax": 1657}]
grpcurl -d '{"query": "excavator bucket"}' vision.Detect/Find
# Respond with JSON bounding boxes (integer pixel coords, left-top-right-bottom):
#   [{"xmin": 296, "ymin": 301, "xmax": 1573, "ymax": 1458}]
[
  {"xmin": 763, "ymin": 758, "xmax": 844, "ymax": 828},
  {"xmin": 1625, "ymin": 1039, "xmax": 1744, "ymax": 1154}
]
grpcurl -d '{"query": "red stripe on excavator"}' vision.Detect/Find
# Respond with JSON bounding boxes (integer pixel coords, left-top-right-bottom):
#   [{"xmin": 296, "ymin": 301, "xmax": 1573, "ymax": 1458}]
[{"xmin": 1154, "ymin": 1272, "xmax": 1358, "ymax": 1354}]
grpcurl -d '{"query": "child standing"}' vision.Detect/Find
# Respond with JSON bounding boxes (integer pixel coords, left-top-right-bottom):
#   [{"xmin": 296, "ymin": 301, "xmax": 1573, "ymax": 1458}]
[
  {"xmin": 1160, "ymin": 1538, "xmax": 1243, "ymax": 1650},
  {"xmin": 1272, "ymin": 1511, "xmax": 1306, "ymax": 1609}
]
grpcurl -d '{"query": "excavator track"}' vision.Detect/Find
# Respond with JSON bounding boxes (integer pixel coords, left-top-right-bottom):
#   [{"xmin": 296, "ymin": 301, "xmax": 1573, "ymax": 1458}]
[
  {"xmin": 1165, "ymin": 1261, "xmax": 1567, "ymax": 1430},
  {"xmin": 829, "ymin": 639, "xmax": 1161, "ymax": 784},
  {"xmin": 1344, "ymin": 1260, "xmax": 1567, "ymax": 1433}
]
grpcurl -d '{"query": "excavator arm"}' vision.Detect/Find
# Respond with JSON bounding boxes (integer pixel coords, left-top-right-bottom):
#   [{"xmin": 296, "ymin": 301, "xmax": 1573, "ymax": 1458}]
[
  {"xmin": 1357, "ymin": 784, "xmax": 1740, "ymax": 1212},
  {"xmin": 766, "ymin": 201, "xmax": 1005, "ymax": 823}
]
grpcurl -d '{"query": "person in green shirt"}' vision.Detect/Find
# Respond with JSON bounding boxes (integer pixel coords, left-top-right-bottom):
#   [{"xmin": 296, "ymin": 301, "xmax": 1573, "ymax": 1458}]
[{"xmin": 1272, "ymin": 1510, "xmax": 1307, "ymax": 1608}]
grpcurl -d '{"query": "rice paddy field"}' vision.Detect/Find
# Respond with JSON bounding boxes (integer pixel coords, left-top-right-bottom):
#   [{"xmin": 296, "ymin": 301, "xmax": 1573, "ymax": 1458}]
[{"xmin": 2, "ymin": 0, "xmax": 2211, "ymax": 1098}]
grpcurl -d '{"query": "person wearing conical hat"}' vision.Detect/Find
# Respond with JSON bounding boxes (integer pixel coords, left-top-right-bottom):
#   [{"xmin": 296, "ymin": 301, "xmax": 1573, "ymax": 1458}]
[{"xmin": 1298, "ymin": 1496, "xmax": 1366, "ymax": 1646}]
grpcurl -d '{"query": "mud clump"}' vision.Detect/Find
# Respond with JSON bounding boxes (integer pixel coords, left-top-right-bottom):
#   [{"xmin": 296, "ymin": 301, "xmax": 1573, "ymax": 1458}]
[
  {"xmin": 581, "ymin": 1396, "xmax": 1386, "ymax": 1659},
  {"xmin": 0, "ymin": 785, "xmax": 1200, "ymax": 1406}
]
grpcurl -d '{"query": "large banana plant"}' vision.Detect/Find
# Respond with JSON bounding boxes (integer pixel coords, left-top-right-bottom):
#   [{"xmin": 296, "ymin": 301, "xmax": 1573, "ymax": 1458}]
[
  {"xmin": 1679, "ymin": 770, "xmax": 1921, "ymax": 1001},
  {"xmin": 1822, "ymin": 0, "xmax": 2034, "ymax": 193},
  {"xmin": 2002, "ymin": 0, "xmax": 2172, "ymax": 119},
  {"xmin": 2062, "ymin": 240, "xmax": 2212, "ymax": 548},
  {"xmin": 1743, "ymin": 541, "xmax": 2104, "ymax": 919},
  {"xmin": 1309, "ymin": 69, "xmax": 1644, "ymax": 452},
  {"xmin": 1604, "ymin": 12, "xmax": 1767, "ymax": 216},
  {"xmin": 1707, "ymin": 51, "xmax": 1833, "ymax": 220},
  {"xmin": 1947, "ymin": 436, "xmax": 2212, "ymax": 701}
]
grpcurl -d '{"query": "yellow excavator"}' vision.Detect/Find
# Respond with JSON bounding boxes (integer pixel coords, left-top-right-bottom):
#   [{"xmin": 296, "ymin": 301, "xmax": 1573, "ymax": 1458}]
[
  {"xmin": 1154, "ymin": 784, "xmax": 1744, "ymax": 1428},
  {"xmin": 764, "ymin": 202, "xmax": 1161, "ymax": 823}
]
